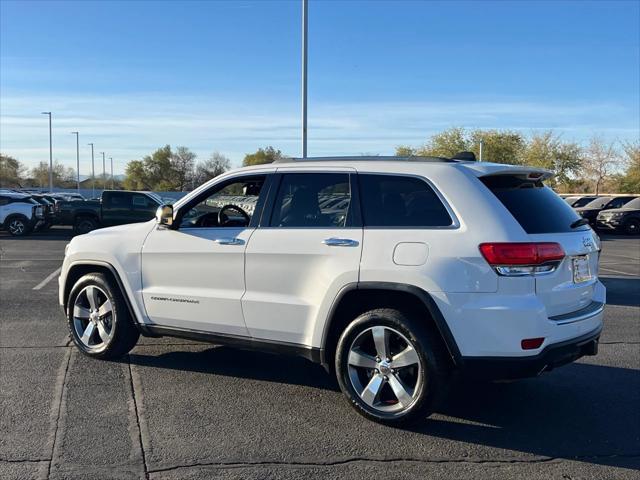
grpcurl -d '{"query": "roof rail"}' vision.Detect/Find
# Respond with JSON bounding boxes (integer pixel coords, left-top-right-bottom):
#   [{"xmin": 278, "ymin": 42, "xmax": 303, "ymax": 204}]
[{"xmin": 273, "ymin": 155, "xmax": 456, "ymax": 164}]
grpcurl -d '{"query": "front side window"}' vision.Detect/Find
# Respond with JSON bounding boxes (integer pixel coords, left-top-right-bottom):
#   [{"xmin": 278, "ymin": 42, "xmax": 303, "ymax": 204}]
[
  {"xmin": 270, "ymin": 173, "xmax": 352, "ymax": 228},
  {"xmin": 180, "ymin": 176, "xmax": 266, "ymax": 228},
  {"xmin": 358, "ymin": 174, "xmax": 453, "ymax": 227}
]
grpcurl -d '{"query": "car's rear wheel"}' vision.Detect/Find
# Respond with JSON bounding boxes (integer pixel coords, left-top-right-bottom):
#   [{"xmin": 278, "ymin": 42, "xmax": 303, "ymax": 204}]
[
  {"xmin": 74, "ymin": 216, "xmax": 98, "ymax": 235},
  {"xmin": 335, "ymin": 308, "xmax": 450, "ymax": 425},
  {"xmin": 6, "ymin": 215, "xmax": 31, "ymax": 237},
  {"xmin": 67, "ymin": 273, "xmax": 139, "ymax": 359},
  {"xmin": 623, "ymin": 218, "xmax": 640, "ymax": 235}
]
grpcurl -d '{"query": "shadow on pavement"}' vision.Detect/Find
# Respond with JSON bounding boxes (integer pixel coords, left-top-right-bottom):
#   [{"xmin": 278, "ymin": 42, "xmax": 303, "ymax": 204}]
[
  {"xmin": 601, "ymin": 276, "xmax": 640, "ymax": 307},
  {"xmin": 129, "ymin": 347, "xmax": 639, "ymax": 470}
]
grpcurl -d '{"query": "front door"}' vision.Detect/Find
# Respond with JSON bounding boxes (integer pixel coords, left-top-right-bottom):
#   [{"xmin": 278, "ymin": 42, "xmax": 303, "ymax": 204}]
[
  {"xmin": 141, "ymin": 173, "xmax": 270, "ymax": 335},
  {"xmin": 243, "ymin": 170, "xmax": 363, "ymax": 346}
]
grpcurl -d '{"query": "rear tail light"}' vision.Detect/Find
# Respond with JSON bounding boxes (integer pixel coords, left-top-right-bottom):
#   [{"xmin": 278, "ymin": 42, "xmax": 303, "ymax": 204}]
[{"xmin": 479, "ymin": 242, "xmax": 565, "ymax": 276}]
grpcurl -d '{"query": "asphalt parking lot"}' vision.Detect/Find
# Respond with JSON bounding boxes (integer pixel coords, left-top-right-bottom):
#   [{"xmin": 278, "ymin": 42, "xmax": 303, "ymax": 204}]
[{"xmin": 1, "ymin": 227, "xmax": 639, "ymax": 480}]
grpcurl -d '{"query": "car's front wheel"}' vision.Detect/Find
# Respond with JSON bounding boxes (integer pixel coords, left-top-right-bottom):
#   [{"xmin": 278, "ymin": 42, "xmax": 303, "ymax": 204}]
[
  {"xmin": 335, "ymin": 308, "xmax": 450, "ymax": 425},
  {"xmin": 67, "ymin": 273, "xmax": 139, "ymax": 359},
  {"xmin": 623, "ymin": 218, "xmax": 640, "ymax": 235}
]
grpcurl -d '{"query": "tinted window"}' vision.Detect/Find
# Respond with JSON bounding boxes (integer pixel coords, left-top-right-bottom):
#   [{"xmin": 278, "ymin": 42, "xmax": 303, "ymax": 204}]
[
  {"xmin": 572, "ymin": 196, "xmax": 597, "ymax": 207},
  {"xmin": 0, "ymin": 196, "xmax": 8, "ymax": 206},
  {"xmin": 132, "ymin": 195, "xmax": 155, "ymax": 208},
  {"xmin": 271, "ymin": 173, "xmax": 351, "ymax": 228},
  {"xmin": 481, "ymin": 175, "xmax": 588, "ymax": 234},
  {"xmin": 358, "ymin": 174, "xmax": 452, "ymax": 227}
]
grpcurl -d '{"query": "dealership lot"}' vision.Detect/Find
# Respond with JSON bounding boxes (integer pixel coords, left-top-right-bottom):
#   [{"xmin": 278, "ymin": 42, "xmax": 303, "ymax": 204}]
[{"xmin": 1, "ymin": 228, "xmax": 638, "ymax": 479}]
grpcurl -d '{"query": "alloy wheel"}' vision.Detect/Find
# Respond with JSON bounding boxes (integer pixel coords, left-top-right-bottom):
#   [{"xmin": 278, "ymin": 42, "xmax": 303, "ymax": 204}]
[
  {"xmin": 72, "ymin": 285, "xmax": 114, "ymax": 352},
  {"xmin": 8, "ymin": 219, "xmax": 25, "ymax": 235},
  {"xmin": 347, "ymin": 326, "xmax": 423, "ymax": 414}
]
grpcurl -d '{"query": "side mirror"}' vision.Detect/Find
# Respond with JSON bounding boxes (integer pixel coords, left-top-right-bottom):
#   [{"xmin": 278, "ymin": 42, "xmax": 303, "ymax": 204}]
[{"xmin": 155, "ymin": 204, "xmax": 174, "ymax": 227}]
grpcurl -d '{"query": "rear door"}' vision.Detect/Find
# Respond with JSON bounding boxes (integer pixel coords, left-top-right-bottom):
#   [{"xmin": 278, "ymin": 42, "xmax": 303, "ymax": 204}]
[
  {"xmin": 242, "ymin": 169, "xmax": 362, "ymax": 345},
  {"xmin": 481, "ymin": 174, "xmax": 602, "ymax": 317}
]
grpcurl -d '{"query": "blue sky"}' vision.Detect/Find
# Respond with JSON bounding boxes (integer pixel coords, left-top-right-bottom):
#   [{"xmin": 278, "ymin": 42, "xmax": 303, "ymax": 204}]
[{"xmin": 1, "ymin": 0, "xmax": 639, "ymax": 173}]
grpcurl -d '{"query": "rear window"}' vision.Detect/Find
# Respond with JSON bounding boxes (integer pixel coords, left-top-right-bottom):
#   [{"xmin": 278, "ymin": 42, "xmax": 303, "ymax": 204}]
[
  {"xmin": 358, "ymin": 174, "xmax": 453, "ymax": 227},
  {"xmin": 481, "ymin": 175, "xmax": 589, "ymax": 234}
]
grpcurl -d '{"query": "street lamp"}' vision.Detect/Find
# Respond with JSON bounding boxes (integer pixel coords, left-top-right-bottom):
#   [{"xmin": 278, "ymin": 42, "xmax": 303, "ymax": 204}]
[
  {"xmin": 71, "ymin": 132, "xmax": 80, "ymax": 191},
  {"xmin": 109, "ymin": 157, "xmax": 114, "ymax": 189},
  {"xmin": 88, "ymin": 143, "xmax": 95, "ymax": 197},
  {"xmin": 41, "ymin": 112, "xmax": 53, "ymax": 191},
  {"xmin": 100, "ymin": 152, "xmax": 105, "ymax": 189},
  {"xmin": 301, "ymin": 0, "xmax": 308, "ymax": 158}
]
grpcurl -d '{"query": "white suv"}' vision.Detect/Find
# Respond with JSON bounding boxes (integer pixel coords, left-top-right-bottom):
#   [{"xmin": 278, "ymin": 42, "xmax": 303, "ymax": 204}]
[
  {"xmin": 58, "ymin": 156, "xmax": 605, "ymax": 424},
  {"xmin": 0, "ymin": 193, "xmax": 45, "ymax": 236}
]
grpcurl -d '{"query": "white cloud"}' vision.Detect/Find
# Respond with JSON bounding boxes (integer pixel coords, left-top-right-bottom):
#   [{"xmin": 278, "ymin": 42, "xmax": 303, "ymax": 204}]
[{"xmin": 1, "ymin": 92, "xmax": 638, "ymax": 172}]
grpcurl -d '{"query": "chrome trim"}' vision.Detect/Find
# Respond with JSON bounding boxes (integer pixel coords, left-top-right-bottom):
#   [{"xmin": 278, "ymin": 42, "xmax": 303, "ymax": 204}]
[
  {"xmin": 323, "ymin": 237, "xmax": 359, "ymax": 247},
  {"xmin": 214, "ymin": 237, "xmax": 245, "ymax": 245},
  {"xmin": 549, "ymin": 301, "xmax": 605, "ymax": 325}
]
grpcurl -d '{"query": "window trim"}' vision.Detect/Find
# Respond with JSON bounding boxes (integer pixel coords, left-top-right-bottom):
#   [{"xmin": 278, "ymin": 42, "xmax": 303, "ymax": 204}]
[
  {"xmin": 356, "ymin": 172, "xmax": 460, "ymax": 230},
  {"xmin": 174, "ymin": 173, "xmax": 272, "ymax": 230},
  {"xmin": 262, "ymin": 172, "xmax": 361, "ymax": 229}
]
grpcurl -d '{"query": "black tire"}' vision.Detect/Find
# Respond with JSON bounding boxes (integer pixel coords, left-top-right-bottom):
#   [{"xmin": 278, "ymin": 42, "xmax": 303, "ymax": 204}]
[
  {"xmin": 74, "ymin": 216, "xmax": 98, "ymax": 235},
  {"xmin": 5, "ymin": 215, "xmax": 32, "ymax": 237},
  {"xmin": 335, "ymin": 308, "xmax": 450, "ymax": 425},
  {"xmin": 66, "ymin": 273, "xmax": 139, "ymax": 360},
  {"xmin": 623, "ymin": 218, "xmax": 640, "ymax": 235}
]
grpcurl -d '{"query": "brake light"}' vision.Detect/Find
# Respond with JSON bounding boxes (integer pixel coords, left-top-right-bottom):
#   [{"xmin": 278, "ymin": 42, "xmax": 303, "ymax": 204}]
[
  {"xmin": 479, "ymin": 242, "xmax": 565, "ymax": 276},
  {"xmin": 479, "ymin": 243, "xmax": 564, "ymax": 265}
]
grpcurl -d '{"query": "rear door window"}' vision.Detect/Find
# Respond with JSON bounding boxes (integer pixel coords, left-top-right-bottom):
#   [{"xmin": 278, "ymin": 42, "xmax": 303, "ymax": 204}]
[
  {"xmin": 358, "ymin": 174, "xmax": 453, "ymax": 227},
  {"xmin": 481, "ymin": 175, "xmax": 588, "ymax": 234}
]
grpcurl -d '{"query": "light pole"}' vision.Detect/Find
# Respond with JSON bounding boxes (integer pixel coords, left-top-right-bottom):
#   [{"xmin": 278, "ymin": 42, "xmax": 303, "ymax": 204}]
[
  {"xmin": 100, "ymin": 152, "xmax": 105, "ymax": 189},
  {"xmin": 88, "ymin": 143, "xmax": 95, "ymax": 197},
  {"xmin": 301, "ymin": 0, "xmax": 308, "ymax": 158},
  {"xmin": 71, "ymin": 132, "xmax": 80, "ymax": 191},
  {"xmin": 479, "ymin": 139, "xmax": 484, "ymax": 162},
  {"xmin": 41, "ymin": 112, "xmax": 53, "ymax": 191},
  {"xmin": 109, "ymin": 157, "xmax": 114, "ymax": 189}
]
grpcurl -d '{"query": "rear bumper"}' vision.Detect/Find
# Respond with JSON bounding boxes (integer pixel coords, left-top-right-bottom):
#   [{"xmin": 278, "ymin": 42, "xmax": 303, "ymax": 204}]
[{"xmin": 461, "ymin": 326, "xmax": 602, "ymax": 380}]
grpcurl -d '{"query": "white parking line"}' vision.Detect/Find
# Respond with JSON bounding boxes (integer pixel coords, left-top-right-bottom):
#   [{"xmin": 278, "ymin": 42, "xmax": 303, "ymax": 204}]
[
  {"xmin": 600, "ymin": 267, "xmax": 639, "ymax": 277},
  {"xmin": 33, "ymin": 267, "xmax": 62, "ymax": 290}
]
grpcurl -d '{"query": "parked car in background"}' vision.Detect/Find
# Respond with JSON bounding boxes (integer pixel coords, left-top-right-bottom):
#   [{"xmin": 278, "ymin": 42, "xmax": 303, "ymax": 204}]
[
  {"xmin": 57, "ymin": 190, "xmax": 161, "ymax": 234},
  {"xmin": 30, "ymin": 194, "xmax": 56, "ymax": 229},
  {"xmin": 575, "ymin": 196, "xmax": 637, "ymax": 227},
  {"xmin": 596, "ymin": 197, "xmax": 640, "ymax": 235},
  {"xmin": 0, "ymin": 193, "xmax": 45, "ymax": 236},
  {"xmin": 565, "ymin": 195, "xmax": 600, "ymax": 208}
]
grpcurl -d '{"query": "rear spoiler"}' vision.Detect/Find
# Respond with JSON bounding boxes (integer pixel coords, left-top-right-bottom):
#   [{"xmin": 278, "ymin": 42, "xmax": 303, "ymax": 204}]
[{"xmin": 462, "ymin": 163, "xmax": 554, "ymax": 181}]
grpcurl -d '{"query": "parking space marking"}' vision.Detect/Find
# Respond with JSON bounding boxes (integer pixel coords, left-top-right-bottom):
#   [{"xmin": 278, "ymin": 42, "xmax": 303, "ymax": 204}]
[
  {"xmin": 33, "ymin": 267, "xmax": 62, "ymax": 290},
  {"xmin": 599, "ymin": 267, "xmax": 639, "ymax": 277}
]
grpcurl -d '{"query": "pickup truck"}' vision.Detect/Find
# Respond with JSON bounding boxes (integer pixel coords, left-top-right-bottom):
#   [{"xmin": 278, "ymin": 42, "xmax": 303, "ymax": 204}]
[{"xmin": 57, "ymin": 190, "xmax": 162, "ymax": 234}]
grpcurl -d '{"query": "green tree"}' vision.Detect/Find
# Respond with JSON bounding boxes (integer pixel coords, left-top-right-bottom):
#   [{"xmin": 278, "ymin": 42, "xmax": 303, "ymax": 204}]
[
  {"xmin": 397, "ymin": 127, "xmax": 470, "ymax": 158},
  {"xmin": 242, "ymin": 146, "xmax": 284, "ymax": 166},
  {"xmin": 469, "ymin": 130, "xmax": 525, "ymax": 164},
  {"xmin": 616, "ymin": 141, "xmax": 640, "ymax": 193},
  {"xmin": 0, "ymin": 154, "xmax": 27, "ymax": 187},
  {"xmin": 123, "ymin": 160, "xmax": 149, "ymax": 190},
  {"xmin": 520, "ymin": 131, "xmax": 583, "ymax": 190}
]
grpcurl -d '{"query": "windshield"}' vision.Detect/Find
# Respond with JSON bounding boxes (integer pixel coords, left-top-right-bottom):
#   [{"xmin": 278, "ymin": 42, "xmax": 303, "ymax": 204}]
[
  {"xmin": 622, "ymin": 198, "xmax": 640, "ymax": 209},
  {"xmin": 583, "ymin": 197, "xmax": 613, "ymax": 209},
  {"xmin": 572, "ymin": 196, "xmax": 597, "ymax": 207}
]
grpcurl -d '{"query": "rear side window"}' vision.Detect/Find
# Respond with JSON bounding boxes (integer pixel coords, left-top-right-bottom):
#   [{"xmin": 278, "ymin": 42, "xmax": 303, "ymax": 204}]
[
  {"xmin": 481, "ymin": 175, "xmax": 588, "ymax": 234},
  {"xmin": 358, "ymin": 174, "xmax": 453, "ymax": 227}
]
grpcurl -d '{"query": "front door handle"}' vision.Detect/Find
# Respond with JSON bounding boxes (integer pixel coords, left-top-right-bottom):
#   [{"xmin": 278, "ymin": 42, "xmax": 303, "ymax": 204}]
[
  {"xmin": 215, "ymin": 237, "xmax": 245, "ymax": 246},
  {"xmin": 323, "ymin": 238, "xmax": 359, "ymax": 247}
]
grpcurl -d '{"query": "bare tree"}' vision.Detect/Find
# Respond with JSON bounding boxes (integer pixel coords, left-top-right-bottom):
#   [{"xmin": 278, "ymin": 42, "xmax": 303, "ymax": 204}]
[
  {"xmin": 583, "ymin": 137, "xmax": 619, "ymax": 194},
  {"xmin": 171, "ymin": 146, "xmax": 197, "ymax": 191},
  {"xmin": 194, "ymin": 152, "xmax": 231, "ymax": 188}
]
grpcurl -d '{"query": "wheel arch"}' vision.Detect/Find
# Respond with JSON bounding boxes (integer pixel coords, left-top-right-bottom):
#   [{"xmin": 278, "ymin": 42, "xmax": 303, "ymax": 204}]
[
  {"xmin": 63, "ymin": 261, "xmax": 147, "ymax": 333},
  {"xmin": 320, "ymin": 282, "xmax": 462, "ymax": 369}
]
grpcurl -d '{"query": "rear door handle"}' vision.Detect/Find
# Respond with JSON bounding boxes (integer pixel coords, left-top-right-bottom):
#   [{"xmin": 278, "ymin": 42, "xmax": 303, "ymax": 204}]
[
  {"xmin": 215, "ymin": 237, "xmax": 245, "ymax": 246},
  {"xmin": 323, "ymin": 238, "xmax": 359, "ymax": 247}
]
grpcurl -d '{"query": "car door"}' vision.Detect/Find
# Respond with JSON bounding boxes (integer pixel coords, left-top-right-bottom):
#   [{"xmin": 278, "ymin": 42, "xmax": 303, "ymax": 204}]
[
  {"xmin": 243, "ymin": 169, "xmax": 363, "ymax": 345},
  {"xmin": 141, "ymin": 173, "xmax": 271, "ymax": 335}
]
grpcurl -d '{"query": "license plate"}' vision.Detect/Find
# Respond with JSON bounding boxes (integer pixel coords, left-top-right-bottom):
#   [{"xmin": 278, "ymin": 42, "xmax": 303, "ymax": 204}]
[{"xmin": 572, "ymin": 255, "xmax": 592, "ymax": 283}]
